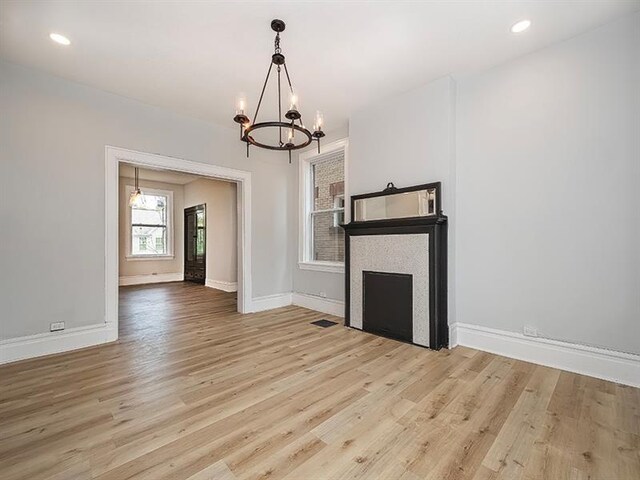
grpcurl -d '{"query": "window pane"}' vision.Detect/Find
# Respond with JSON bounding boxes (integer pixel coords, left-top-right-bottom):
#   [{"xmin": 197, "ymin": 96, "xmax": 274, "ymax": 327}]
[
  {"xmin": 312, "ymin": 153, "xmax": 344, "ymax": 212},
  {"xmin": 131, "ymin": 194, "xmax": 167, "ymax": 225},
  {"xmin": 196, "ymin": 228, "xmax": 205, "ymax": 256},
  {"xmin": 312, "ymin": 211, "xmax": 345, "ymax": 262},
  {"xmin": 132, "ymin": 226, "xmax": 167, "ymax": 255}
]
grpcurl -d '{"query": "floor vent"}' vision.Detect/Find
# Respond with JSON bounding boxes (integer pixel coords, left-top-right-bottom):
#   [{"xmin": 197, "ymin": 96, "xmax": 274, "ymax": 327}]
[{"xmin": 311, "ymin": 319, "xmax": 338, "ymax": 328}]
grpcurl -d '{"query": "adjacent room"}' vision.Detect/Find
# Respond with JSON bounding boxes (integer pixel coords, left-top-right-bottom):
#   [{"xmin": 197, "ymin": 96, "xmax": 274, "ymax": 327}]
[
  {"xmin": 118, "ymin": 164, "xmax": 239, "ymax": 337},
  {"xmin": 1, "ymin": 2, "xmax": 638, "ymax": 479}
]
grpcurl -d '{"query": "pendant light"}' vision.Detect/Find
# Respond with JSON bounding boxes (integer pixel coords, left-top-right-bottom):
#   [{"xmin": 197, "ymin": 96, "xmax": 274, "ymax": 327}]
[{"xmin": 128, "ymin": 167, "xmax": 144, "ymax": 207}]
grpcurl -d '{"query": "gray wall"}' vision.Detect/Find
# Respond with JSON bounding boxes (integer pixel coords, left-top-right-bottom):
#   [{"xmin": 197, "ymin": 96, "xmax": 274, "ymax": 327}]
[
  {"xmin": 455, "ymin": 12, "xmax": 640, "ymax": 354},
  {"xmin": 0, "ymin": 60, "xmax": 293, "ymax": 340},
  {"xmin": 349, "ymin": 76, "xmax": 456, "ymax": 206}
]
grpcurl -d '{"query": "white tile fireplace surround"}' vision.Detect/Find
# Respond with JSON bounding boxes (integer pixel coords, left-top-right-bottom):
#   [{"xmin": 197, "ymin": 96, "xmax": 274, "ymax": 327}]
[{"xmin": 350, "ymin": 234, "xmax": 430, "ymax": 346}]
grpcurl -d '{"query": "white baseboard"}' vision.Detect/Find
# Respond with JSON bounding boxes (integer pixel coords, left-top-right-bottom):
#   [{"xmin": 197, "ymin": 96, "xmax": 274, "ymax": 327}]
[
  {"xmin": 448, "ymin": 323, "xmax": 459, "ymax": 348},
  {"xmin": 292, "ymin": 293, "xmax": 345, "ymax": 318},
  {"xmin": 0, "ymin": 324, "xmax": 117, "ymax": 365},
  {"xmin": 119, "ymin": 273, "xmax": 183, "ymax": 286},
  {"xmin": 249, "ymin": 292, "xmax": 345, "ymax": 316},
  {"xmin": 205, "ymin": 279, "xmax": 238, "ymax": 292},
  {"xmin": 452, "ymin": 322, "xmax": 640, "ymax": 388},
  {"xmin": 251, "ymin": 293, "xmax": 293, "ymax": 312}
]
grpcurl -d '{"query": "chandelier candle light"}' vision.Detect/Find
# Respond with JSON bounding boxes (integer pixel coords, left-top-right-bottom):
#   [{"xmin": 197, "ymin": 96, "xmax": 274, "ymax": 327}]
[{"xmin": 233, "ymin": 19, "xmax": 325, "ymax": 162}]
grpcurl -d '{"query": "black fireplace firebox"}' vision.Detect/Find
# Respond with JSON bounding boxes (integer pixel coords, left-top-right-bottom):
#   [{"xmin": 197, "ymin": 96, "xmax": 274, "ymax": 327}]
[{"xmin": 362, "ymin": 271, "xmax": 413, "ymax": 343}]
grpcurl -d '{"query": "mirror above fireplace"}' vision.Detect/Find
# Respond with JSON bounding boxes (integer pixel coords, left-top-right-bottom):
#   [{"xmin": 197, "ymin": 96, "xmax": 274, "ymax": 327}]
[{"xmin": 352, "ymin": 182, "xmax": 441, "ymax": 222}]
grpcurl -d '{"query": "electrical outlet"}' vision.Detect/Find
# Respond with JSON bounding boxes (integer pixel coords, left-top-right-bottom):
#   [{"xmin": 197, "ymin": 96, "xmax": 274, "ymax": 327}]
[
  {"xmin": 50, "ymin": 322, "xmax": 65, "ymax": 332},
  {"xmin": 523, "ymin": 325, "xmax": 538, "ymax": 337}
]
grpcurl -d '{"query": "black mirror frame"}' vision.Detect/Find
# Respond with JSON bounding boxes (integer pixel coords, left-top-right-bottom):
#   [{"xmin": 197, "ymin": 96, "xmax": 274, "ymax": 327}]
[{"xmin": 350, "ymin": 181, "xmax": 442, "ymax": 223}]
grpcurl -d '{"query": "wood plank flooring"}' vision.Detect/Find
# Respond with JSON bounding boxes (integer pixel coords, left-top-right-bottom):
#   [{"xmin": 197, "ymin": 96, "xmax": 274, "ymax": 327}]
[{"xmin": 0, "ymin": 282, "xmax": 638, "ymax": 479}]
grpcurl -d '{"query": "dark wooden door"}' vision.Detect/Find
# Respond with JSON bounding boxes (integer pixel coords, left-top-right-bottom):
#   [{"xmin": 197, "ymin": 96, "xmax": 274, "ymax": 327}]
[{"xmin": 184, "ymin": 204, "xmax": 206, "ymax": 284}]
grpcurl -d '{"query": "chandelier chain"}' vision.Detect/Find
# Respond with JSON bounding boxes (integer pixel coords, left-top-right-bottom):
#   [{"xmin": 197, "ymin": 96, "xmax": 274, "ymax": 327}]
[{"xmin": 274, "ymin": 32, "xmax": 281, "ymax": 54}]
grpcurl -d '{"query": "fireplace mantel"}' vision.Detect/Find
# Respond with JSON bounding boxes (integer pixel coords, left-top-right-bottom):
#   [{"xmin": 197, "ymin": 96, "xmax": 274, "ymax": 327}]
[{"xmin": 342, "ymin": 214, "xmax": 448, "ymax": 350}]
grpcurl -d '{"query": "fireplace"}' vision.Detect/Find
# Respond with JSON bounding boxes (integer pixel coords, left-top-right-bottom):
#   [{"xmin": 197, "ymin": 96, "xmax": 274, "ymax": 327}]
[
  {"xmin": 342, "ymin": 182, "xmax": 448, "ymax": 350},
  {"xmin": 363, "ymin": 271, "xmax": 413, "ymax": 343}
]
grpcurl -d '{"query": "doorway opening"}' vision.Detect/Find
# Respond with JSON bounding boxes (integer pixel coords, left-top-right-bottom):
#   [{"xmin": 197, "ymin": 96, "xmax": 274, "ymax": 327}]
[{"xmin": 105, "ymin": 146, "xmax": 252, "ymax": 342}]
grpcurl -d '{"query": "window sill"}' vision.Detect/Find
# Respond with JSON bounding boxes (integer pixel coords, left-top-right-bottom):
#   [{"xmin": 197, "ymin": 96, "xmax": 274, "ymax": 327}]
[
  {"xmin": 126, "ymin": 254, "xmax": 175, "ymax": 262},
  {"xmin": 298, "ymin": 261, "xmax": 345, "ymax": 274}
]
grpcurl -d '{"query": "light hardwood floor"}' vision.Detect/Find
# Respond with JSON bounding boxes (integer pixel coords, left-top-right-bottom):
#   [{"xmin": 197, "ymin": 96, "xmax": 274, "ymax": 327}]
[{"xmin": 0, "ymin": 282, "xmax": 638, "ymax": 479}]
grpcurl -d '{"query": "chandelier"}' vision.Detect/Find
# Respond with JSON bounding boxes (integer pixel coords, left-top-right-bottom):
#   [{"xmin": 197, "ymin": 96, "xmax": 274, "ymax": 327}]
[{"xmin": 233, "ymin": 19, "xmax": 325, "ymax": 162}]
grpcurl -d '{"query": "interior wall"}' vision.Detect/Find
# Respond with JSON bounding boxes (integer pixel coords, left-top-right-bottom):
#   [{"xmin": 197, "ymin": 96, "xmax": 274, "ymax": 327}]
[
  {"xmin": 118, "ymin": 176, "xmax": 184, "ymax": 278},
  {"xmin": 349, "ymin": 76, "xmax": 456, "ymax": 206},
  {"xmin": 455, "ymin": 12, "xmax": 640, "ymax": 354},
  {"xmin": 0, "ymin": 59, "xmax": 293, "ymax": 340},
  {"xmin": 183, "ymin": 178, "xmax": 238, "ymax": 284}
]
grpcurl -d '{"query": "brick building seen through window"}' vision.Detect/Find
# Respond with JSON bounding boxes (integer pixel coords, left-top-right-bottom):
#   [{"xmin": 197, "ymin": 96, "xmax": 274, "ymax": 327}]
[{"xmin": 311, "ymin": 152, "xmax": 345, "ymax": 262}]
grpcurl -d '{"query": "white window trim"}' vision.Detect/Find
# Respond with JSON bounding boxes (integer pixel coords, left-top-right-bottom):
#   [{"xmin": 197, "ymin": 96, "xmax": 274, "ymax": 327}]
[
  {"xmin": 298, "ymin": 138, "xmax": 349, "ymax": 274},
  {"xmin": 125, "ymin": 185, "xmax": 175, "ymax": 260}
]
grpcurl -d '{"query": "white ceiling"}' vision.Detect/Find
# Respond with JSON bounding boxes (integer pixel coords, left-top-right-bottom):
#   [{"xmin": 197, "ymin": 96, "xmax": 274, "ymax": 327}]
[
  {"xmin": 120, "ymin": 164, "xmax": 202, "ymax": 185},
  {"xmin": 1, "ymin": 1, "xmax": 638, "ymax": 131}
]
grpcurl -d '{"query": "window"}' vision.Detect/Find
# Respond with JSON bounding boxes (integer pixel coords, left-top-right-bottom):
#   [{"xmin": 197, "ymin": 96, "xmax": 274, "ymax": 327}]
[
  {"xmin": 127, "ymin": 187, "xmax": 174, "ymax": 259},
  {"xmin": 299, "ymin": 139, "xmax": 348, "ymax": 273},
  {"xmin": 332, "ymin": 191, "xmax": 345, "ymax": 228},
  {"xmin": 196, "ymin": 209, "xmax": 206, "ymax": 256}
]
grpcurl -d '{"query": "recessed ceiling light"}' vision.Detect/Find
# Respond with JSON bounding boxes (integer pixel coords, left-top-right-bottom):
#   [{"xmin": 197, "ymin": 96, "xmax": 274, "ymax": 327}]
[
  {"xmin": 511, "ymin": 20, "xmax": 531, "ymax": 34},
  {"xmin": 49, "ymin": 33, "xmax": 71, "ymax": 46}
]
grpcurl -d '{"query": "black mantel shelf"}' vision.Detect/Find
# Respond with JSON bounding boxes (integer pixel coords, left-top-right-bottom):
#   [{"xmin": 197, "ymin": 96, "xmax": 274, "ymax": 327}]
[{"xmin": 341, "ymin": 214, "xmax": 448, "ymax": 232}]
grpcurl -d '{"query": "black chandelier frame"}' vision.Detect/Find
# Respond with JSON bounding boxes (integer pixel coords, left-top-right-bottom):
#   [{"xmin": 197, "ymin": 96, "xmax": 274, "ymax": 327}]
[{"xmin": 233, "ymin": 19, "xmax": 325, "ymax": 162}]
